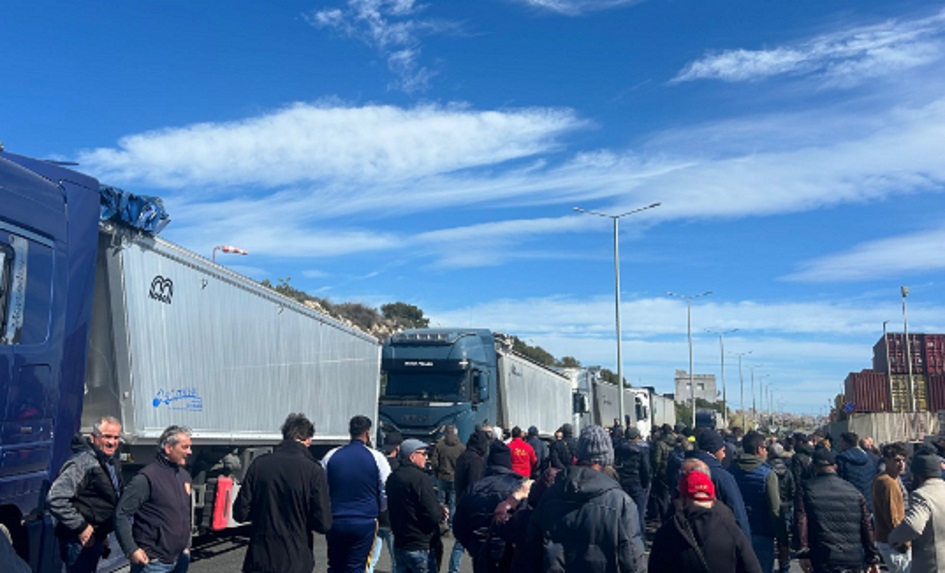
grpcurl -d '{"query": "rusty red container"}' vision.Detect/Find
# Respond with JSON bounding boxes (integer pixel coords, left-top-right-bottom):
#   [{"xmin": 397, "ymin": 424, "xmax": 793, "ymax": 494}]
[
  {"xmin": 928, "ymin": 374, "xmax": 945, "ymax": 412},
  {"xmin": 923, "ymin": 334, "xmax": 945, "ymax": 376},
  {"xmin": 845, "ymin": 369, "xmax": 891, "ymax": 412},
  {"xmin": 874, "ymin": 333, "xmax": 926, "ymax": 375}
]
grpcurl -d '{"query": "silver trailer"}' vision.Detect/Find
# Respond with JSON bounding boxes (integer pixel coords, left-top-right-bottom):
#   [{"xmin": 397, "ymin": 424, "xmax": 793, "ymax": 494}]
[
  {"xmin": 495, "ymin": 348, "xmax": 573, "ymax": 437},
  {"xmin": 82, "ymin": 224, "xmax": 381, "ymax": 450},
  {"xmin": 650, "ymin": 392, "xmax": 677, "ymax": 428}
]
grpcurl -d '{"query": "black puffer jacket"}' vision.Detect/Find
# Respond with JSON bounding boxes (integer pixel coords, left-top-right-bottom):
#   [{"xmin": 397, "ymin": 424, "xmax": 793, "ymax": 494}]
[
  {"xmin": 795, "ymin": 472, "xmax": 880, "ymax": 570},
  {"xmin": 649, "ymin": 502, "xmax": 762, "ymax": 573},
  {"xmin": 453, "ymin": 465, "xmax": 523, "ymax": 571},
  {"xmin": 525, "ymin": 465, "xmax": 646, "ymax": 573}
]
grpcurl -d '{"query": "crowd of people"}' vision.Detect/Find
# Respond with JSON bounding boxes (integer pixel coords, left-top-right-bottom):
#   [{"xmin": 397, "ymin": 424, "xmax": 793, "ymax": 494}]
[{"xmin": 26, "ymin": 413, "xmax": 945, "ymax": 573}]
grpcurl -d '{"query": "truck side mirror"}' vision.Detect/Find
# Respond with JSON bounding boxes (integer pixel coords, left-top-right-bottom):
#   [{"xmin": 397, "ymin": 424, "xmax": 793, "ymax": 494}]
[
  {"xmin": 474, "ymin": 371, "xmax": 489, "ymax": 403},
  {"xmin": 573, "ymin": 392, "xmax": 589, "ymax": 414}
]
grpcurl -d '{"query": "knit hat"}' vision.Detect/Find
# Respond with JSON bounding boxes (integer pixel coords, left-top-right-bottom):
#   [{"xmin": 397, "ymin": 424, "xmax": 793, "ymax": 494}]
[
  {"xmin": 680, "ymin": 470, "xmax": 715, "ymax": 501},
  {"xmin": 696, "ymin": 430, "xmax": 725, "ymax": 454},
  {"xmin": 576, "ymin": 425, "xmax": 614, "ymax": 466},
  {"xmin": 912, "ymin": 454, "xmax": 943, "ymax": 479},
  {"xmin": 487, "ymin": 440, "xmax": 513, "ymax": 469},
  {"xmin": 528, "ymin": 425, "xmax": 540, "ymax": 437}
]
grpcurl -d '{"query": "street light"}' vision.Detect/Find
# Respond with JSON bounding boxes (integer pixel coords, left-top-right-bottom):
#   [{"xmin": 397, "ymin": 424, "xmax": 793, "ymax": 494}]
[
  {"xmin": 750, "ymin": 365, "xmax": 765, "ymax": 428},
  {"xmin": 731, "ymin": 350, "xmax": 752, "ymax": 428},
  {"xmin": 213, "ymin": 245, "xmax": 249, "ymax": 263},
  {"xmin": 706, "ymin": 328, "xmax": 738, "ymax": 428},
  {"xmin": 902, "ymin": 286, "xmax": 916, "ymax": 412},
  {"xmin": 667, "ymin": 291, "xmax": 712, "ymax": 428},
  {"xmin": 574, "ymin": 203, "xmax": 660, "ymax": 428}
]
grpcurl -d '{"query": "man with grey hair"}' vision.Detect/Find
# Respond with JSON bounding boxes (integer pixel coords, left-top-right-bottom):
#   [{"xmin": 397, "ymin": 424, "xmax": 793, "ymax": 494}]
[
  {"xmin": 47, "ymin": 416, "xmax": 123, "ymax": 573},
  {"xmin": 116, "ymin": 425, "xmax": 193, "ymax": 573}
]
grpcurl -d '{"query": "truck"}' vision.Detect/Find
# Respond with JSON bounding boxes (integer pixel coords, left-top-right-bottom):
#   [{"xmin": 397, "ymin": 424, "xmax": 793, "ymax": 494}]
[
  {"xmin": 379, "ymin": 329, "xmax": 575, "ymax": 442},
  {"xmin": 0, "ymin": 150, "xmax": 381, "ymax": 570}
]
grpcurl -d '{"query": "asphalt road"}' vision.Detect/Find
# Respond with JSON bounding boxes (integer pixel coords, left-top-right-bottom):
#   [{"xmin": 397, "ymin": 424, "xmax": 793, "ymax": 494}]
[{"xmin": 183, "ymin": 527, "xmax": 806, "ymax": 573}]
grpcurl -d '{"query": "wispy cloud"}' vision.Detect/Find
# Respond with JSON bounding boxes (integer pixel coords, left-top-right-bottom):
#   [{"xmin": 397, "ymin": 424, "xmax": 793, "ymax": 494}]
[
  {"xmin": 674, "ymin": 9, "xmax": 945, "ymax": 86},
  {"xmin": 307, "ymin": 0, "xmax": 452, "ymax": 92},
  {"xmin": 511, "ymin": 0, "xmax": 642, "ymax": 16},
  {"xmin": 785, "ymin": 228, "xmax": 945, "ymax": 282}
]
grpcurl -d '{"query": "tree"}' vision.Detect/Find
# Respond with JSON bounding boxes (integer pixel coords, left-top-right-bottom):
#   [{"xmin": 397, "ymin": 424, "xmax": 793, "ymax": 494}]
[
  {"xmin": 556, "ymin": 356, "xmax": 581, "ymax": 368},
  {"xmin": 510, "ymin": 336, "xmax": 555, "ymax": 366},
  {"xmin": 381, "ymin": 302, "xmax": 430, "ymax": 329},
  {"xmin": 599, "ymin": 368, "xmax": 628, "ymax": 388}
]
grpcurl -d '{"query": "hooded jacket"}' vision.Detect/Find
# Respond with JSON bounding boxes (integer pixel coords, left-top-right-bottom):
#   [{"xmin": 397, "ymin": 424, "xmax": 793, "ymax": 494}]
[
  {"xmin": 614, "ymin": 438, "xmax": 651, "ymax": 497},
  {"xmin": 453, "ymin": 464, "xmax": 523, "ymax": 572},
  {"xmin": 649, "ymin": 502, "xmax": 762, "ymax": 573},
  {"xmin": 837, "ymin": 447, "xmax": 876, "ymax": 512},
  {"xmin": 432, "ymin": 431, "xmax": 466, "ymax": 482},
  {"xmin": 455, "ymin": 430, "xmax": 491, "ymax": 500},
  {"xmin": 728, "ymin": 454, "xmax": 784, "ymax": 542},
  {"xmin": 525, "ymin": 465, "xmax": 647, "ymax": 573}
]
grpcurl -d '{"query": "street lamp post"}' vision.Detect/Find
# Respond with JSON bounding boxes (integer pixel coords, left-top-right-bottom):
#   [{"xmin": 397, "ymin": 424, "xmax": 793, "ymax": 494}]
[
  {"xmin": 731, "ymin": 351, "xmax": 752, "ymax": 428},
  {"xmin": 707, "ymin": 328, "xmax": 738, "ymax": 428},
  {"xmin": 902, "ymin": 286, "xmax": 916, "ymax": 412},
  {"xmin": 574, "ymin": 203, "xmax": 660, "ymax": 428},
  {"xmin": 668, "ymin": 291, "xmax": 712, "ymax": 428}
]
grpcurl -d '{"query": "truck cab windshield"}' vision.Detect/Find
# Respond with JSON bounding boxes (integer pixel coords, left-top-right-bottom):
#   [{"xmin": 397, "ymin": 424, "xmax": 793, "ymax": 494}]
[{"xmin": 383, "ymin": 371, "xmax": 467, "ymax": 402}]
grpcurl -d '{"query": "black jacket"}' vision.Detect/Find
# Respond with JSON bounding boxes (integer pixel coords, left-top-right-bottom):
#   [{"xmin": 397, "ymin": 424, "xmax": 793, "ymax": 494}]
[
  {"xmin": 649, "ymin": 502, "xmax": 762, "ymax": 573},
  {"xmin": 767, "ymin": 455, "xmax": 796, "ymax": 510},
  {"xmin": 453, "ymin": 465, "xmax": 523, "ymax": 570},
  {"xmin": 47, "ymin": 435, "xmax": 122, "ymax": 538},
  {"xmin": 525, "ymin": 465, "xmax": 646, "ymax": 573},
  {"xmin": 614, "ymin": 439, "xmax": 651, "ymax": 496},
  {"xmin": 549, "ymin": 429, "xmax": 577, "ymax": 470},
  {"xmin": 233, "ymin": 439, "xmax": 331, "ymax": 573},
  {"xmin": 836, "ymin": 447, "xmax": 876, "ymax": 512},
  {"xmin": 455, "ymin": 430, "xmax": 490, "ymax": 500},
  {"xmin": 386, "ymin": 460, "xmax": 443, "ymax": 551},
  {"xmin": 795, "ymin": 472, "xmax": 880, "ymax": 571},
  {"xmin": 791, "ymin": 444, "xmax": 814, "ymax": 485}
]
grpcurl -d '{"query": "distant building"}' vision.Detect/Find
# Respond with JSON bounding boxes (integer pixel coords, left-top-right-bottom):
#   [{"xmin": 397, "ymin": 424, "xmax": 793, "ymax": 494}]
[{"xmin": 674, "ymin": 369, "xmax": 717, "ymax": 404}]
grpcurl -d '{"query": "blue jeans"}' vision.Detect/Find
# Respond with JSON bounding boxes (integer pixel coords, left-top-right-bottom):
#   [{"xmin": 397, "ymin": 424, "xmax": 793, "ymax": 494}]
[
  {"xmin": 394, "ymin": 548, "xmax": 436, "ymax": 573},
  {"xmin": 436, "ymin": 479, "xmax": 456, "ymax": 527},
  {"xmin": 130, "ymin": 558, "xmax": 179, "ymax": 573},
  {"xmin": 751, "ymin": 534, "xmax": 775, "ymax": 573},
  {"xmin": 447, "ymin": 539, "xmax": 464, "ymax": 573},
  {"xmin": 59, "ymin": 537, "xmax": 104, "ymax": 573}
]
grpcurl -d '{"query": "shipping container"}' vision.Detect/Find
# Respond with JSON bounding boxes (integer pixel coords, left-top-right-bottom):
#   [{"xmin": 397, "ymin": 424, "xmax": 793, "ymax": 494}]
[
  {"xmin": 874, "ymin": 333, "xmax": 926, "ymax": 375},
  {"xmin": 923, "ymin": 334, "xmax": 945, "ymax": 376},
  {"xmin": 844, "ymin": 369, "xmax": 890, "ymax": 412},
  {"xmin": 928, "ymin": 374, "xmax": 945, "ymax": 412},
  {"xmin": 825, "ymin": 411, "xmax": 937, "ymax": 444},
  {"xmin": 890, "ymin": 374, "xmax": 928, "ymax": 412}
]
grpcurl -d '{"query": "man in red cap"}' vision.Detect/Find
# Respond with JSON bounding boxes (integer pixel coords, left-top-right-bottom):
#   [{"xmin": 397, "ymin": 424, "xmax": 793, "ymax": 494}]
[{"xmin": 649, "ymin": 460, "xmax": 761, "ymax": 573}]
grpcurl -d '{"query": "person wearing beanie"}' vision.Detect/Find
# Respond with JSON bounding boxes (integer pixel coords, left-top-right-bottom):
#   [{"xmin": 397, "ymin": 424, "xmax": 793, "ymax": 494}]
[
  {"xmin": 683, "ymin": 429, "xmax": 752, "ymax": 538},
  {"xmin": 453, "ymin": 441, "xmax": 523, "ymax": 573},
  {"xmin": 888, "ymin": 454, "xmax": 945, "ymax": 573},
  {"xmin": 525, "ymin": 425, "xmax": 646, "ymax": 573},
  {"xmin": 649, "ymin": 459, "xmax": 762, "ymax": 573},
  {"xmin": 795, "ymin": 447, "xmax": 881, "ymax": 573},
  {"xmin": 614, "ymin": 426, "xmax": 651, "ymax": 532}
]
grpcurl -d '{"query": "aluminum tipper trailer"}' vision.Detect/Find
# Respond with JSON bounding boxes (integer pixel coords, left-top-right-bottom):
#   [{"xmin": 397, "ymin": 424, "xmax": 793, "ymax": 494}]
[{"xmin": 82, "ymin": 224, "xmax": 381, "ymax": 530}]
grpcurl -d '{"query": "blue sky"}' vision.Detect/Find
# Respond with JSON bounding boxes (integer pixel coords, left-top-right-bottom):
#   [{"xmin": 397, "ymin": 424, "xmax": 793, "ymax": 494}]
[{"xmin": 3, "ymin": 1, "xmax": 945, "ymax": 415}]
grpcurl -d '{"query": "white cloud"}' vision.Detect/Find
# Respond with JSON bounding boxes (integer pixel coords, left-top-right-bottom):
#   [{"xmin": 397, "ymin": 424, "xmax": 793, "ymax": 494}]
[
  {"xmin": 307, "ymin": 0, "xmax": 449, "ymax": 92},
  {"xmin": 76, "ymin": 102, "xmax": 583, "ymax": 190},
  {"xmin": 512, "ymin": 0, "xmax": 642, "ymax": 16},
  {"xmin": 674, "ymin": 9, "xmax": 945, "ymax": 86},
  {"xmin": 785, "ymin": 228, "xmax": 945, "ymax": 282}
]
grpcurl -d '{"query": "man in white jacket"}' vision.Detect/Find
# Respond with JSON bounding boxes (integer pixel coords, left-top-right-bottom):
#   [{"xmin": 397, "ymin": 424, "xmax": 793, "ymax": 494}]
[{"xmin": 889, "ymin": 453, "xmax": 945, "ymax": 573}]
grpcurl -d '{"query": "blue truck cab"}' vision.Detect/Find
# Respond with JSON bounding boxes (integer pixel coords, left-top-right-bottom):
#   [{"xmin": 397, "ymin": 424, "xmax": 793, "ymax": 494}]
[
  {"xmin": 0, "ymin": 151, "xmax": 101, "ymax": 569},
  {"xmin": 380, "ymin": 329, "xmax": 498, "ymax": 444}
]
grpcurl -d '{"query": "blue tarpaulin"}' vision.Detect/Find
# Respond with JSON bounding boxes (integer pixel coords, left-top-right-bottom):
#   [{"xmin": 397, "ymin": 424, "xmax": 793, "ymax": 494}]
[{"xmin": 99, "ymin": 185, "xmax": 170, "ymax": 235}]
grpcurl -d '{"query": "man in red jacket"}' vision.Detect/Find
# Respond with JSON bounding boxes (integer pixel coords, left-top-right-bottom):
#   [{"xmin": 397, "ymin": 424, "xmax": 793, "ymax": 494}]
[{"xmin": 508, "ymin": 426, "xmax": 537, "ymax": 478}]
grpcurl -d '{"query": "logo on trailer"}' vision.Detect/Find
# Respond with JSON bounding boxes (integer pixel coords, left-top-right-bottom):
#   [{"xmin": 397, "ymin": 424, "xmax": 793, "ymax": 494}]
[{"xmin": 149, "ymin": 276, "xmax": 174, "ymax": 304}]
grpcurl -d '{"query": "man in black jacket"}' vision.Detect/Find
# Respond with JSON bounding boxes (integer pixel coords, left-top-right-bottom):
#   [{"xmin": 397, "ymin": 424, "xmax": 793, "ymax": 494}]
[
  {"xmin": 795, "ymin": 449, "xmax": 881, "ymax": 573},
  {"xmin": 614, "ymin": 427, "xmax": 651, "ymax": 532},
  {"xmin": 47, "ymin": 416, "xmax": 123, "ymax": 573},
  {"xmin": 115, "ymin": 425, "xmax": 193, "ymax": 573},
  {"xmin": 387, "ymin": 439, "xmax": 446, "ymax": 573},
  {"xmin": 234, "ymin": 413, "xmax": 332, "ymax": 573}
]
